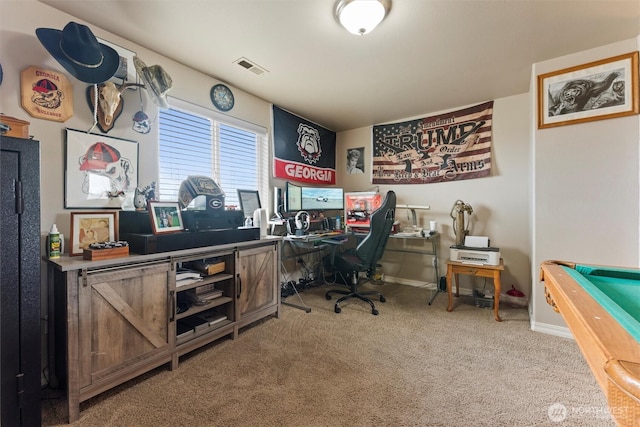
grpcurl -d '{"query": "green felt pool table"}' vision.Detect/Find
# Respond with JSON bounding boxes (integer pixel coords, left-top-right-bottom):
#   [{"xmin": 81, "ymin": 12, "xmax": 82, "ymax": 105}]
[{"xmin": 540, "ymin": 261, "xmax": 640, "ymax": 427}]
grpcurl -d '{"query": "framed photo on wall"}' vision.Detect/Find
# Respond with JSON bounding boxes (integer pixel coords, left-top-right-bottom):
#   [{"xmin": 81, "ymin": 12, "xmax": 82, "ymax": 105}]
[
  {"xmin": 69, "ymin": 211, "xmax": 118, "ymax": 256},
  {"xmin": 97, "ymin": 38, "xmax": 137, "ymax": 84},
  {"xmin": 346, "ymin": 147, "xmax": 365, "ymax": 175},
  {"xmin": 538, "ymin": 51, "xmax": 639, "ymax": 129},
  {"xmin": 148, "ymin": 201, "xmax": 184, "ymax": 234},
  {"xmin": 65, "ymin": 128, "xmax": 138, "ymax": 209}
]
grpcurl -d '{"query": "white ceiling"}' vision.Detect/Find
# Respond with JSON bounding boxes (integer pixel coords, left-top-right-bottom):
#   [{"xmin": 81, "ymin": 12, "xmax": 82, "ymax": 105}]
[{"xmin": 39, "ymin": 0, "xmax": 640, "ymax": 132}]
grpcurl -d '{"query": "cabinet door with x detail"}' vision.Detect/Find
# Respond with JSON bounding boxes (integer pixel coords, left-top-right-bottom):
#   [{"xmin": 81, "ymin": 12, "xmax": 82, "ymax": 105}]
[{"xmin": 76, "ymin": 262, "xmax": 172, "ymax": 388}]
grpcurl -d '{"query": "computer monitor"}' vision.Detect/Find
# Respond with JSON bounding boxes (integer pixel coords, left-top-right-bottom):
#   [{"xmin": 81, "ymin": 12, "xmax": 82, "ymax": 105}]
[
  {"xmin": 237, "ymin": 189, "xmax": 261, "ymax": 218},
  {"xmin": 285, "ymin": 182, "xmax": 302, "ymax": 212},
  {"xmin": 301, "ymin": 186, "xmax": 344, "ymax": 211}
]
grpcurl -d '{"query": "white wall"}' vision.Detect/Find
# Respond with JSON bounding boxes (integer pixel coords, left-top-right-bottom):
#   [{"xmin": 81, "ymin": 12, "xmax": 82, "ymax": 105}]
[
  {"xmin": 531, "ymin": 38, "xmax": 640, "ymax": 333},
  {"xmin": 336, "ymin": 94, "xmax": 532, "ymax": 297}
]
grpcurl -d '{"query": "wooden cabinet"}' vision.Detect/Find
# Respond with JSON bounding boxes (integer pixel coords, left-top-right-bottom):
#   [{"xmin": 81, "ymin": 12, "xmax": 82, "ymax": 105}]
[
  {"xmin": 77, "ymin": 262, "xmax": 172, "ymax": 388},
  {"xmin": 48, "ymin": 238, "xmax": 280, "ymax": 422},
  {"xmin": 236, "ymin": 243, "xmax": 279, "ymax": 328},
  {"xmin": 53, "ymin": 260, "xmax": 174, "ymax": 422}
]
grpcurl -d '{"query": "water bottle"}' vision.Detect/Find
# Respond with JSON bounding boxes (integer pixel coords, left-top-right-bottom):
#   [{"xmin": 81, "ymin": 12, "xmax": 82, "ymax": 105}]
[
  {"xmin": 335, "ymin": 215, "xmax": 341, "ymax": 230},
  {"xmin": 49, "ymin": 224, "xmax": 61, "ymax": 259}
]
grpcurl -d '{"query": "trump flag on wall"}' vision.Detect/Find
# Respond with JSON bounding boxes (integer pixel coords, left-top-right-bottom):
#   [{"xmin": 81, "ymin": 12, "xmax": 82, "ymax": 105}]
[
  {"xmin": 372, "ymin": 101, "xmax": 494, "ymax": 184},
  {"xmin": 272, "ymin": 105, "xmax": 336, "ymax": 185}
]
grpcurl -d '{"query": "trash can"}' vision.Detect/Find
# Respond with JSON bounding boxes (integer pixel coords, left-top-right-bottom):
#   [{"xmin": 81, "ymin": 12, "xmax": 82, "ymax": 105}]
[{"xmin": 373, "ymin": 263, "xmax": 384, "ymax": 282}]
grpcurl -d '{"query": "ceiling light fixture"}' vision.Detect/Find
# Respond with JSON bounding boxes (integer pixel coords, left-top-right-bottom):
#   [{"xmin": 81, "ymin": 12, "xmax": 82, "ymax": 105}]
[{"xmin": 335, "ymin": 0, "xmax": 391, "ymax": 36}]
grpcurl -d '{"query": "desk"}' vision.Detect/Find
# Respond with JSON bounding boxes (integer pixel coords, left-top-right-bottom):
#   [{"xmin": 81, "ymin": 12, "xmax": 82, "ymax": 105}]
[
  {"xmin": 280, "ymin": 232, "xmax": 346, "ymax": 312},
  {"xmin": 281, "ymin": 231, "xmax": 441, "ymax": 308},
  {"xmin": 446, "ymin": 259, "xmax": 504, "ymax": 322},
  {"xmin": 383, "ymin": 232, "xmax": 440, "ymax": 304},
  {"xmin": 540, "ymin": 261, "xmax": 640, "ymax": 427}
]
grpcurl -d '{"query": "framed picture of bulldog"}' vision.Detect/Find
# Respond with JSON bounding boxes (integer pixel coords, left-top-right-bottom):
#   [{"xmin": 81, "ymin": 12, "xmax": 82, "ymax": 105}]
[
  {"xmin": 538, "ymin": 51, "xmax": 639, "ymax": 129},
  {"xmin": 64, "ymin": 128, "xmax": 138, "ymax": 209}
]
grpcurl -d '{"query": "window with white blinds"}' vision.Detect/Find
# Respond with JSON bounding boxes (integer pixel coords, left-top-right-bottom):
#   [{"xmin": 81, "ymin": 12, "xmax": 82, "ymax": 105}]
[{"xmin": 158, "ymin": 98, "xmax": 268, "ymax": 212}]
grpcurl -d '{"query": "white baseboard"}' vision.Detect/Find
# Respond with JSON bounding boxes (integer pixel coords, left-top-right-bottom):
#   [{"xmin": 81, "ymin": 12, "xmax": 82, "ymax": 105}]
[
  {"xmin": 530, "ymin": 321, "xmax": 574, "ymax": 340},
  {"xmin": 383, "ymin": 276, "xmax": 437, "ymax": 289}
]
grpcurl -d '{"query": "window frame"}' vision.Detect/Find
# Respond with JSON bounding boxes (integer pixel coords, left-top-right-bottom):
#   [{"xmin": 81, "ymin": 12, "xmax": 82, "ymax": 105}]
[{"xmin": 157, "ymin": 97, "xmax": 269, "ymax": 213}]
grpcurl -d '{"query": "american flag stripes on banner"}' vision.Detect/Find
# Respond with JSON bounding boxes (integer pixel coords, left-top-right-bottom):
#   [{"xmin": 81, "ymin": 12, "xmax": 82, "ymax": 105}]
[{"xmin": 372, "ymin": 101, "xmax": 494, "ymax": 185}]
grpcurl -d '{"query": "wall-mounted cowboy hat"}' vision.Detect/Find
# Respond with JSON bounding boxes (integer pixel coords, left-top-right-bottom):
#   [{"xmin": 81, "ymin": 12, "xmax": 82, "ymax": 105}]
[
  {"xmin": 133, "ymin": 56, "xmax": 172, "ymax": 109},
  {"xmin": 36, "ymin": 21, "xmax": 120, "ymax": 84}
]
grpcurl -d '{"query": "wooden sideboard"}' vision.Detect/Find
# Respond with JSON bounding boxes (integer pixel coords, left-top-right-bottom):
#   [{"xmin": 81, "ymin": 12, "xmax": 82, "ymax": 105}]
[{"xmin": 46, "ymin": 237, "xmax": 281, "ymax": 423}]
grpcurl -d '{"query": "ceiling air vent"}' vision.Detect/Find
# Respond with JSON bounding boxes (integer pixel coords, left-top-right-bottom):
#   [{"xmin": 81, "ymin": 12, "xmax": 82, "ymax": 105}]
[{"xmin": 234, "ymin": 57, "xmax": 268, "ymax": 76}]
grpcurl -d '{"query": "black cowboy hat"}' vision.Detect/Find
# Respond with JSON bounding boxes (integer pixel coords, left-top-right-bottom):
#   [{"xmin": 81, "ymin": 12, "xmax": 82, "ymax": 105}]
[{"xmin": 36, "ymin": 21, "xmax": 120, "ymax": 84}]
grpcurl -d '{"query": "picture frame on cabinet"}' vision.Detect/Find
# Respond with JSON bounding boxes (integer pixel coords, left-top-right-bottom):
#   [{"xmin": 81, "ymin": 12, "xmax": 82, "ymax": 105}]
[
  {"xmin": 64, "ymin": 128, "xmax": 138, "ymax": 209},
  {"xmin": 70, "ymin": 211, "xmax": 118, "ymax": 256},
  {"xmin": 148, "ymin": 201, "xmax": 184, "ymax": 234},
  {"xmin": 537, "ymin": 51, "xmax": 639, "ymax": 129}
]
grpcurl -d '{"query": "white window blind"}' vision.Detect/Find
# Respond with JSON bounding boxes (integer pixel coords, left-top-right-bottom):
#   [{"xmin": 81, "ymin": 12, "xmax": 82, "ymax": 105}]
[{"xmin": 158, "ymin": 98, "xmax": 268, "ymax": 212}]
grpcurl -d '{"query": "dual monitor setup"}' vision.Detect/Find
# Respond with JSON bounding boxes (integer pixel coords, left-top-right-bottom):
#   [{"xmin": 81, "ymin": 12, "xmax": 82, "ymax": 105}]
[
  {"xmin": 282, "ymin": 182, "xmax": 344, "ymax": 213},
  {"xmin": 239, "ymin": 184, "xmax": 379, "ymax": 235},
  {"xmin": 279, "ymin": 183, "xmax": 345, "ymax": 234},
  {"xmin": 236, "ymin": 184, "xmax": 345, "ymax": 220}
]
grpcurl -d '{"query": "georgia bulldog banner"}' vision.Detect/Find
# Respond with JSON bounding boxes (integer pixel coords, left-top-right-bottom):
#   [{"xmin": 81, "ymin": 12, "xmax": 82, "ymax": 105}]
[
  {"xmin": 372, "ymin": 101, "xmax": 494, "ymax": 185},
  {"xmin": 272, "ymin": 105, "xmax": 336, "ymax": 185}
]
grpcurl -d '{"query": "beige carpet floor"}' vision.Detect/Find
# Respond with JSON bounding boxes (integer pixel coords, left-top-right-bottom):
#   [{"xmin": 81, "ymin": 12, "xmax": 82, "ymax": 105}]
[{"xmin": 42, "ymin": 282, "xmax": 615, "ymax": 426}]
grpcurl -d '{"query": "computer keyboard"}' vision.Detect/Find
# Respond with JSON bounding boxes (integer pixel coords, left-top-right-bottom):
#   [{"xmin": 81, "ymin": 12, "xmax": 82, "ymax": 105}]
[{"xmin": 308, "ymin": 230, "xmax": 342, "ymax": 237}]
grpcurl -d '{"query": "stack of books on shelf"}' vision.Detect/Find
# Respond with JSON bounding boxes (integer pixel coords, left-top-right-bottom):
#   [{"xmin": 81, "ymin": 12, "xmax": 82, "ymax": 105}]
[
  {"xmin": 184, "ymin": 284, "xmax": 224, "ymax": 306},
  {"xmin": 176, "ymin": 269, "xmax": 203, "ymax": 288},
  {"xmin": 198, "ymin": 309, "xmax": 228, "ymax": 327},
  {"xmin": 177, "ymin": 316, "xmax": 208, "ymax": 335},
  {"xmin": 176, "ymin": 320, "xmax": 196, "ymax": 340},
  {"xmin": 176, "ymin": 310, "xmax": 228, "ymax": 340}
]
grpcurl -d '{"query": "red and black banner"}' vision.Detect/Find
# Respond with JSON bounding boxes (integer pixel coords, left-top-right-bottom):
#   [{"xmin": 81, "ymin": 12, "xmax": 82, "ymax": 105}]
[
  {"xmin": 372, "ymin": 101, "xmax": 494, "ymax": 185},
  {"xmin": 272, "ymin": 105, "xmax": 336, "ymax": 185}
]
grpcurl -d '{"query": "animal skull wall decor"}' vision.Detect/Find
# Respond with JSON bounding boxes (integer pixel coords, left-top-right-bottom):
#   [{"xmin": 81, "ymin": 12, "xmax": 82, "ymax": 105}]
[{"xmin": 86, "ymin": 81, "xmax": 141, "ymax": 133}]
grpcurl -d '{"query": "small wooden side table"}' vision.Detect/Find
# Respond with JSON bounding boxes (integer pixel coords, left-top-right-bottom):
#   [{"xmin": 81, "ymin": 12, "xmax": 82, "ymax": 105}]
[{"xmin": 446, "ymin": 259, "xmax": 504, "ymax": 322}]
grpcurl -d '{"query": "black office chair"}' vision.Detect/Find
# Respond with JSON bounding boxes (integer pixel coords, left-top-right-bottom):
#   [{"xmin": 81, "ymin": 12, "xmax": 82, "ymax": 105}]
[{"xmin": 325, "ymin": 190, "xmax": 396, "ymax": 315}]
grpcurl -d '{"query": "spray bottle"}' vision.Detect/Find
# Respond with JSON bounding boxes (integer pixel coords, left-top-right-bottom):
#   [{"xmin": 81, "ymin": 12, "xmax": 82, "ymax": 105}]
[{"xmin": 49, "ymin": 224, "xmax": 61, "ymax": 259}]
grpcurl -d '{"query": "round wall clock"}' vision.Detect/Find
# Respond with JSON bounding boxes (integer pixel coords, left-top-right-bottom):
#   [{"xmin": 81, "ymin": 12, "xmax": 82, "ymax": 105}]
[{"xmin": 210, "ymin": 84, "xmax": 234, "ymax": 111}]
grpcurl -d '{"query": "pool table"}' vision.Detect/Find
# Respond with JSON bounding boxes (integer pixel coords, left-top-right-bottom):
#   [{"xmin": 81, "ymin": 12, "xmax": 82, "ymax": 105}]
[{"xmin": 540, "ymin": 261, "xmax": 640, "ymax": 427}]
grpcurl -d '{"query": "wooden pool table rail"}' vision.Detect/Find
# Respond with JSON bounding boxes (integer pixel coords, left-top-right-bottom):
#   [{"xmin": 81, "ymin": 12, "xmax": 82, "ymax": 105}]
[{"xmin": 540, "ymin": 260, "xmax": 640, "ymax": 427}]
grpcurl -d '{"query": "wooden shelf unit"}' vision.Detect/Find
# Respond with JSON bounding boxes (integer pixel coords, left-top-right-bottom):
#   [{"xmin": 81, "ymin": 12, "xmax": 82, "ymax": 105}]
[{"xmin": 46, "ymin": 237, "xmax": 281, "ymax": 423}]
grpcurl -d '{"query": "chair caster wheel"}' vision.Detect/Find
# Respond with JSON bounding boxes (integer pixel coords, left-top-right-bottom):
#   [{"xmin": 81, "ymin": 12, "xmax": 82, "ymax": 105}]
[
  {"xmin": 335, "ymin": 306, "xmax": 341, "ymax": 314},
  {"xmin": 380, "ymin": 296, "xmax": 386, "ymax": 303},
  {"xmin": 325, "ymin": 294, "xmax": 332, "ymax": 300},
  {"xmin": 372, "ymin": 309, "xmax": 379, "ymax": 315}
]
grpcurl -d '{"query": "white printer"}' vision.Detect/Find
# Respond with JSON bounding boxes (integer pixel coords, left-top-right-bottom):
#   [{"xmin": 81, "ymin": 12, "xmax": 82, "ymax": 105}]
[{"xmin": 449, "ymin": 236, "xmax": 501, "ymax": 266}]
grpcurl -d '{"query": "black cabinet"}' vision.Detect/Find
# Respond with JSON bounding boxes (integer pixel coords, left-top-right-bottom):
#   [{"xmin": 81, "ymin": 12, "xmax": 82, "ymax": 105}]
[{"xmin": 1, "ymin": 136, "xmax": 41, "ymax": 426}]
